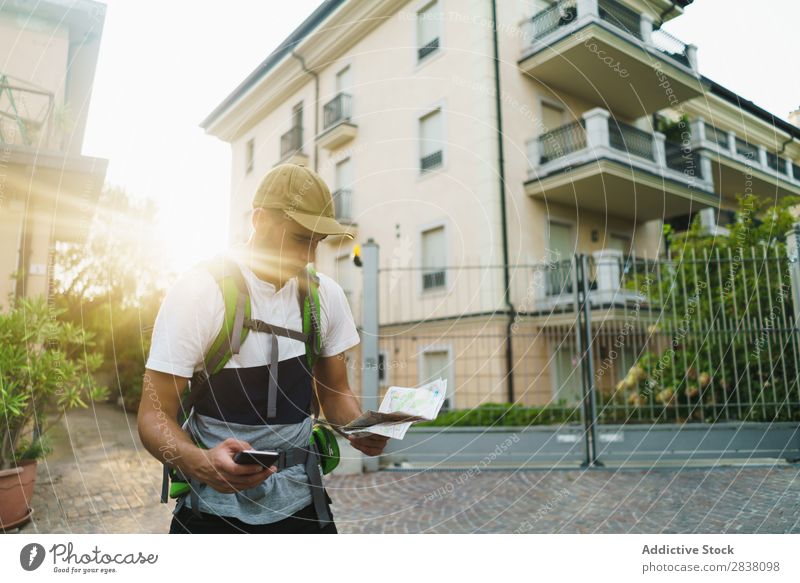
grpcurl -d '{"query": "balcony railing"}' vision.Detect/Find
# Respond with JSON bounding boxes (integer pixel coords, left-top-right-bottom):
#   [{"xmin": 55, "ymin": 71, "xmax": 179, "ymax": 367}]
[
  {"xmin": 332, "ymin": 188, "xmax": 352, "ymax": 222},
  {"xmin": 529, "ymin": 0, "xmax": 577, "ymax": 39},
  {"xmin": 598, "ymin": 0, "xmax": 641, "ymax": 40},
  {"xmin": 650, "ymin": 27, "xmax": 691, "ymax": 68},
  {"xmin": 323, "ymin": 93, "xmax": 352, "ymax": 130},
  {"xmin": 420, "ymin": 150, "xmax": 443, "ymax": 172},
  {"xmin": 691, "ymin": 117, "xmax": 800, "ymax": 191},
  {"xmin": 538, "ymin": 120, "xmax": 586, "ymax": 164},
  {"xmin": 766, "ymin": 151, "xmax": 781, "ymax": 172},
  {"xmin": 703, "ymin": 122, "xmax": 729, "ymax": 149},
  {"xmin": 280, "ymin": 126, "xmax": 303, "ymax": 159},
  {"xmin": 524, "ymin": 0, "xmax": 695, "ymax": 72},
  {"xmin": 545, "ymin": 259, "xmax": 574, "ymax": 296},
  {"xmin": 735, "ymin": 137, "xmax": 759, "ymax": 160},
  {"xmin": 529, "ymin": 108, "xmax": 712, "ymax": 192},
  {"xmin": 608, "ymin": 120, "xmax": 654, "ymax": 161},
  {"xmin": 418, "ymin": 37, "xmax": 439, "ymax": 60},
  {"xmin": 665, "ymin": 141, "xmax": 704, "ymax": 180}
]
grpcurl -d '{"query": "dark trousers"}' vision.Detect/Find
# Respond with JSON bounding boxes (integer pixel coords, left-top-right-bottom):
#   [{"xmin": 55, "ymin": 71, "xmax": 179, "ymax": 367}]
[{"xmin": 168, "ymin": 501, "xmax": 337, "ymax": 534}]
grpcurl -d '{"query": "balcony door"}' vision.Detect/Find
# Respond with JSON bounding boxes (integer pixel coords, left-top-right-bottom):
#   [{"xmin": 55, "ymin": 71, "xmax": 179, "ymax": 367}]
[
  {"xmin": 546, "ymin": 220, "xmax": 576, "ymax": 296},
  {"xmin": 541, "ymin": 101, "xmax": 565, "ymax": 133},
  {"xmin": 336, "ymin": 65, "xmax": 351, "ymax": 94}
]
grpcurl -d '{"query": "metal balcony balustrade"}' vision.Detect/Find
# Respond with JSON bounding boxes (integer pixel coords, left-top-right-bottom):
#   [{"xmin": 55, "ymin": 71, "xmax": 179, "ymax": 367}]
[
  {"xmin": 323, "ymin": 93, "xmax": 352, "ymax": 130},
  {"xmin": 525, "ymin": 0, "xmax": 693, "ymax": 71},
  {"xmin": 280, "ymin": 126, "xmax": 303, "ymax": 159}
]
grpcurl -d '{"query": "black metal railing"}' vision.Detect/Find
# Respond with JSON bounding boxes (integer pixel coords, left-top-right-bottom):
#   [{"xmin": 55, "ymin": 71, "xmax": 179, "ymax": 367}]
[
  {"xmin": 422, "ymin": 270, "xmax": 446, "ymax": 290},
  {"xmin": 538, "ymin": 120, "xmax": 586, "ymax": 164},
  {"xmin": 598, "ymin": 0, "xmax": 641, "ymax": 39},
  {"xmin": 280, "ymin": 126, "xmax": 303, "ymax": 159},
  {"xmin": 651, "ymin": 27, "xmax": 691, "ymax": 67},
  {"xmin": 323, "ymin": 93, "xmax": 352, "ymax": 130},
  {"xmin": 529, "ymin": 0, "xmax": 577, "ymax": 39},
  {"xmin": 546, "ymin": 259, "xmax": 574, "ymax": 296},
  {"xmin": 665, "ymin": 140, "xmax": 703, "ymax": 180},
  {"xmin": 332, "ymin": 188, "xmax": 352, "ymax": 222},
  {"xmin": 766, "ymin": 151, "xmax": 781, "ymax": 172},
  {"xmin": 420, "ymin": 150, "xmax": 443, "ymax": 171},
  {"xmin": 735, "ymin": 137, "xmax": 759, "ymax": 160},
  {"xmin": 704, "ymin": 122, "xmax": 729, "ymax": 149},
  {"xmin": 418, "ymin": 37, "xmax": 439, "ymax": 60},
  {"xmin": 608, "ymin": 120, "xmax": 654, "ymax": 161}
]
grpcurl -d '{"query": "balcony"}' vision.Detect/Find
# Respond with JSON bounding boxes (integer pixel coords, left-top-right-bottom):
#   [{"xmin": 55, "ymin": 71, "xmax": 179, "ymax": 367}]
[
  {"xmin": 534, "ymin": 250, "xmax": 646, "ymax": 315},
  {"xmin": 317, "ymin": 93, "xmax": 357, "ymax": 151},
  {"xmin": 279, "ymin": 125, "xmax": 309, "ymax": 165},
  {"xmin": 689, "ymin": 118, "xmax": 800, "ymax": 199},
  {"xmin": 519, "ymin": 0, "xmax": 702, "ymax": 118},
  {"xmin": 525, "ymin": 107, "xmax": 717, "ymax": 220}
]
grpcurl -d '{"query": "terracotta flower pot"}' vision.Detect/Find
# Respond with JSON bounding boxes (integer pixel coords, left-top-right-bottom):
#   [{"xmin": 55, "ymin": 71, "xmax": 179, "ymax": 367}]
[{"xmin": 0, "ymin": 459, "xmax": 37, "ymax": 531}]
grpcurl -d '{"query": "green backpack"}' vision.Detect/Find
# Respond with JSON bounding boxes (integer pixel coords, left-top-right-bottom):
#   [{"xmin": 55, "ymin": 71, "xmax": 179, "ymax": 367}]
[{"xmin": 160, "ymin": 256, "xmax": 340, "ymax": 503}]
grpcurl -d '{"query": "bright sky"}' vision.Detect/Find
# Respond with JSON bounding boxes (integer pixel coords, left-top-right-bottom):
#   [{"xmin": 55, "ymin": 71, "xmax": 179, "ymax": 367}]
[{"xmin": 82, "ymin": 0, "xmax": 799, "ymax": 274}]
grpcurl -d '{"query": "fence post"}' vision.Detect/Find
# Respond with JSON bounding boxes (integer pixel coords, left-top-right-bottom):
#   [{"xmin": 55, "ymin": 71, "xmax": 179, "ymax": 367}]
[
  {"xmin": 361, "ymin": 238, "xmax": 380, "ymax": 473},
  {"xmin": 573, "ymin": 254, "xmax": 602, "ymax": 468},
  {"xmin": 787, "ymin": 223, "xmax": 800, "ymax": 327}
]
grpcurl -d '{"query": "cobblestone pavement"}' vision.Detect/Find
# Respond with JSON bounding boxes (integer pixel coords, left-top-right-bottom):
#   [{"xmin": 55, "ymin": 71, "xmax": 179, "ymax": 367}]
[{"xmin": 10, "ymin": 403, "xmax": 800, "ymax": 534}]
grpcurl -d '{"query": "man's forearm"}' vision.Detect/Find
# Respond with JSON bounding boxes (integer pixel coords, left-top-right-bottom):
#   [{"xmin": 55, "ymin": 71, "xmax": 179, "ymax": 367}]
[
  {"xmin": 138, "ymin": 411, "xmax": 206, "ymax": 478},
  {"xmin": 320, "ymin": 387, "xmax": 362, "ymax": 428}
]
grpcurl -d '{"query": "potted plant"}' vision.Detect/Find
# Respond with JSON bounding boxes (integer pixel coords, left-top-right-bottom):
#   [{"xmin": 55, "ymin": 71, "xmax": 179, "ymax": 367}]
[{"xmin": 0, "ymin": 296, "xmax": 107, "ymax": 531}]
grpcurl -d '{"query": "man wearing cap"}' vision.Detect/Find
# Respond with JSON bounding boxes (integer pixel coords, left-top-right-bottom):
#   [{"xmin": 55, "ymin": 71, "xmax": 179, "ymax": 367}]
[{"xmin": 139, "ymin": 164, "xmax": 388, "ymax": 534}]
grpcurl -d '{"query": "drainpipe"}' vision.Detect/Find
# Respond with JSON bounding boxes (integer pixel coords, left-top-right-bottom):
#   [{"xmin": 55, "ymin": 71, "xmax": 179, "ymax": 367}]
[
  {"xmin": 291, "ymin": 50, "xmax": 319, "ymax": 171},
  {"xmin": 777, "ymin": 134, "xmax": 794, "ymax": 155},
  {"xmin": 491, "ymin": 0, "xmax": 516, "ymax": 403}
]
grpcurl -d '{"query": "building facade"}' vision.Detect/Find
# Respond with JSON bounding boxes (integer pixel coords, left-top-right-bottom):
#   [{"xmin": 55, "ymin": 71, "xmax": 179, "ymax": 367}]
[
  {"xmin": 0, "ymin": 0, "xmax": 108, "ymax": 311},
  {"xmin": 201, "ymin": 0, "xmax": 800, "ymax": 410}
]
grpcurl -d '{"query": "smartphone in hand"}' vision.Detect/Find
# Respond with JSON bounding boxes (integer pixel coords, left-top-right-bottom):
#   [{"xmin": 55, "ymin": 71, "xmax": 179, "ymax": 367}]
[{"xmin": 233, "ymin": 449, "xmax": 279, "ymax": 469}]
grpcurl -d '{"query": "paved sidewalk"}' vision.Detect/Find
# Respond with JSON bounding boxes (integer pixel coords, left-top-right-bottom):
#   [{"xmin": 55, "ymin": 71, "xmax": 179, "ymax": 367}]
[{"xmin": 11, "ymin": 402, "xmax": 800, "ymax": 534}]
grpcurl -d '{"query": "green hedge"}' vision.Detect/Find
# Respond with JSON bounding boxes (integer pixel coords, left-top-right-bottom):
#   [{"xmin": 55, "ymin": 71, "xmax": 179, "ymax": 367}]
[{"xmin": 416, "ymin": 402, "xmax": 581, "ymax": 428}]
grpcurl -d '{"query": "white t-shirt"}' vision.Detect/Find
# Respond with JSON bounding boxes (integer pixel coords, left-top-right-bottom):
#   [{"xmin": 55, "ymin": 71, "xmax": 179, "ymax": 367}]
[{"xmin": 145, "ymin": 250, "xmax": 360, "ymax": 378}]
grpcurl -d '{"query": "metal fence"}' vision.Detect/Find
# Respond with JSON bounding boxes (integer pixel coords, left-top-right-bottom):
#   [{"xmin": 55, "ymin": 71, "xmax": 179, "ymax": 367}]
[{"xmin": 357, "ymin": 236, "xmax": 800, "ymax": 465}]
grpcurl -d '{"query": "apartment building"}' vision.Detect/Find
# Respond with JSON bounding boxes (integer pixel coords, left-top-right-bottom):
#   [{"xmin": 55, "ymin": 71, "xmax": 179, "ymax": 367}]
[
  {"xmin": 0, "ymin": 0, "xmax": 108, "ymax": 311},
  {"xmin": 201, "ymin": 0, "xmax": 800, "ymax": 409}
]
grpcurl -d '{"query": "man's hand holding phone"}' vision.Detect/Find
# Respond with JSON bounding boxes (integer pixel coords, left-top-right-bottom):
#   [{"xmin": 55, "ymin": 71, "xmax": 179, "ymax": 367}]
[{"xmin": 190, "ymin": 437, "xmax": 276, "ymax": 494}]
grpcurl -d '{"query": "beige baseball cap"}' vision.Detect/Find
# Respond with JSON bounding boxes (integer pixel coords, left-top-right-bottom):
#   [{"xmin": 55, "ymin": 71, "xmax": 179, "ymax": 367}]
[{"xmin": 252, "ymin": 163, "xmax": 354, "ymax": 239}]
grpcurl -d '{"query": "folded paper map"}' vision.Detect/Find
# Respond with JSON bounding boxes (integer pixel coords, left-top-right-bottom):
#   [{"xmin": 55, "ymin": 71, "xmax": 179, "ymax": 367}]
[{"xmin": 342, "ymin": 378, "xmax": 448, "ymax": 440}]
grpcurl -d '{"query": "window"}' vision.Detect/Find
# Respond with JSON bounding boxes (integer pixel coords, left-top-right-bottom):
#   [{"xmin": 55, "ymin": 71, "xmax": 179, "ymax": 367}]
[
  {"xmin": 546, "ymin": 220, "xmax": 575, "ymax": 295},
  {"xmin": 334, "ymin": 158, "xmax": 353, "ymax": 221},
  {"xmin": 245, "ymin": 138, "xmax": 254, "ymax": 173},
  {"xmin": 419, "ymin": 108, "xmax": 443, "ymax": 172},
  {"xmin": 336, "ymin": 65, "xmax": 352, "ymax": 93},
  {"xmin": 292, "ymin": 102, "xmax": 303, "ymax": 129},
  {"xmin": 421, "ymin": 224, "xmax": 446, "ymax": 290},
  {"xmin": 421, "ymin": 348, "xmax": 454, "ymax": 410},
  {"xmin": 551, "ymin": 338, "xmax": 582, "ymax": 405},
  {"xmin": 416, "ymin": 1, "xmax": 441, "ymax": 61},
  {"xmin": 540, "ymin": 102, "xmax": 565, "ymax": 133},
  {"xmin": 335, "ymin": 253, "xmax": 353, "ymax": 304}
]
